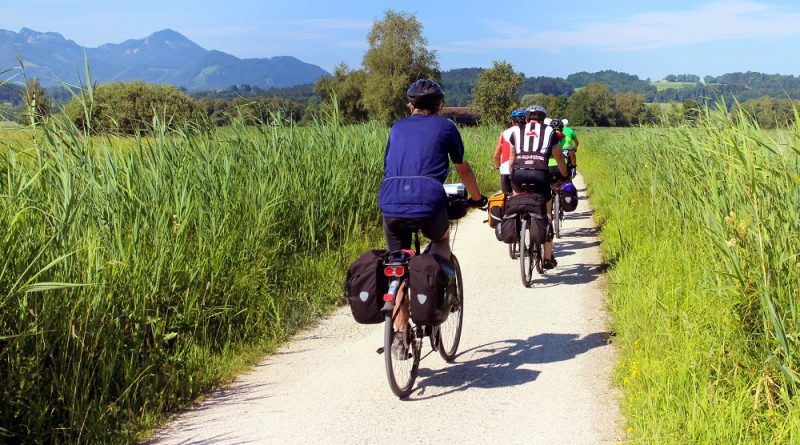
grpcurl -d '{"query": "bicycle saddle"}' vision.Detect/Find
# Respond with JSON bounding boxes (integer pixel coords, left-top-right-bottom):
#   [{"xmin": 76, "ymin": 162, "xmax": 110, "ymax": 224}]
[{"xmin": 385, "ymin": 250, "xmax": 414, "ymax": 265}]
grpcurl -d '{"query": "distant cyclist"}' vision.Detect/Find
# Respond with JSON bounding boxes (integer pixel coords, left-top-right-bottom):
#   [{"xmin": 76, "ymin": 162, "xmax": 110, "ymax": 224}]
[
  {"xmin": 507, "ymin": 104, "xmax": 569, "ymax": 269},
  {"xmin": 378, "ymin": 79, "xmax": 486, "ymax": 355},
  {"xmin": 561, "ymin": 118, "xmax": 579, "ymax": 177},
  {"xmin": 493, "ymin": 108, "xmax": 526, "ymax": 194}
]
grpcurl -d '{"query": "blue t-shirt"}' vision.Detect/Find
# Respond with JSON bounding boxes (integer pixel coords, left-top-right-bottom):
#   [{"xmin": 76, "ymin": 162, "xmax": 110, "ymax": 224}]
[{"xmin": 378, "ymin": 115, "xmax": 465, "ymax": 218}]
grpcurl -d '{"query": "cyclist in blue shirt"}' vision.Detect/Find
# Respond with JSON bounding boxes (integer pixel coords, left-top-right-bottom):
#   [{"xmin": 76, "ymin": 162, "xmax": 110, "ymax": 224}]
[
  {"xmin": 378, "ymin": 79, "xmax": 485, "ymax": 355},
  {"xmin": 379, "ymin": 79, "xmax": 485, "ymax": 258}
]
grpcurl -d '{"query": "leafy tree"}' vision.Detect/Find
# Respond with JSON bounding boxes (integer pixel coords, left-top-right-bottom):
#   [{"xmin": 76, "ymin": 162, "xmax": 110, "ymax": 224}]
[
  {"xmin": 17, "ymin": 78, "xmax": 51, "ymax": 125},
  {"xmin": 566, "ymin": 83, "xmax": 617, "ymax": 126},
  {"xmin": 518, "ymin": 76, "xmax": 573, "ymax": 97},
  {"xmin": 362, "ymin": 10, "xmax": 440, "ymax": 125},
  {"xmin": 314, "ymin": 63, "xmax": 368, "ymax": 124},
  {"xmin": 566, "ymin": 70, "xmax": 656, "ymax": 97},
  {"xmin": 197, "ymin": 97, "xmax": 232, "ymax": 126},
  {"xmin": 63, "ymin": 81, "xmax": 203, "ymax": 134},
  {"xmin": 440, "ymin": 67, "xmax": 484, "ymax": 106},
  {"xmin": 682, "ymin": 99, "xmax": 702, "ymax": 123},
  {"xmin": 471, "ymin": 60, "xmax": 523, "ymax": 124},
  {"xmin": 614, "ymin": 92, "xmax": 647, "ymax": 126},
  {"xmin": 732, "ymin": 96, "xmax": 796, "ymax": 128}
]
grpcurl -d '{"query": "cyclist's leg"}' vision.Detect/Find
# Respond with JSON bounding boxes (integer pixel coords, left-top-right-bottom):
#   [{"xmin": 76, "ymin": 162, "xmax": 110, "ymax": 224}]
[
  {"xmin": 383, "ymin": 217, "xmax": 414, "ymax": 331},
  {"xmin": 500, "ymin": 173, "xmax": 512, "ymax": 195},
  {"xmin": 383, "ymin": 217, "xmax": 412, "ymax": 253},
  {"xmin": 420, "ymin": 209, "xmax": 451, "ymax": 259}
]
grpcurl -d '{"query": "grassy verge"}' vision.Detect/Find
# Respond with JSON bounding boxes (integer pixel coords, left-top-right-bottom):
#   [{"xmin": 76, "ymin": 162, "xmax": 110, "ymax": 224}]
[
  {"xmin": 579, "ymin": 116, "xmax": 800, "ymax": 443},
  {"xmin": 0, "ymin": 114, "xmax": 499, "ymax": 443}
]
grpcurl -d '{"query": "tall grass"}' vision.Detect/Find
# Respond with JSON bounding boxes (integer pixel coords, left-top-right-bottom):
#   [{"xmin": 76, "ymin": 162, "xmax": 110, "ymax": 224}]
[
  {"xmin": 0, "ymin": 104, "xmax": 499, "ymax": 443},
  {"xmin": 579, "ymin": 110, "xmax": 800, "ymax": 442}
]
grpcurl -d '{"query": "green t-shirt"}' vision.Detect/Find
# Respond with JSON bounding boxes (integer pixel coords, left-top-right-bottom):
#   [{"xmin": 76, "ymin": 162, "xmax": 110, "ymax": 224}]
[
  {"xmin": 549, "ymin": 126, "xmax": 577, "ymax": 167},
  {"xmin": 561, "ymin": 126, "xmax": 577, "ymax": 149}
]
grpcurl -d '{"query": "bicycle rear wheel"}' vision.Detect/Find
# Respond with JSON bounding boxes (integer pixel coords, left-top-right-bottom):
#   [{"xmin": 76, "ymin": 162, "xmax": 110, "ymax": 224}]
[
  {"xmin": 384, "ymin": 313, "xmax": 418, "ymax": 398},
  {"xmin": 520, "ymin": 218, "xmax": 534, "ymax": 287},
  {"xmin": 438, "ymin": 254, "xmax": 464, "ymax": 362},
  {"xmin": 553, "ymin": 194, "xmax": 561, "ymax": 239}
]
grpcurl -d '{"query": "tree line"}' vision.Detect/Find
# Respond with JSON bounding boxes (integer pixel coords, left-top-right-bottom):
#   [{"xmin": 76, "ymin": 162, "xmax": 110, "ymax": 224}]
[{"xmin": 4, "ymin": 9, "xmax": 800, "ymax": 132}]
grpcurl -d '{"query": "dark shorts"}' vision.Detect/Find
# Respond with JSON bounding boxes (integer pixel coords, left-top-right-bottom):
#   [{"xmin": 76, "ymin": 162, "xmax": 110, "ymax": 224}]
[
  {"xmin": 549, "ymin": 166, "xmax": 565, "ymax": 182},
  {"xmin": 500, "ymin": 174, "xmax": 512, "ymax": 194},
  {"xmin": 383, "ymin": 209, "xmax": 450, "ymax": 252},
  {"xmin": 511, "ymin": 168, "xmax": 552, "ymax": 201}
]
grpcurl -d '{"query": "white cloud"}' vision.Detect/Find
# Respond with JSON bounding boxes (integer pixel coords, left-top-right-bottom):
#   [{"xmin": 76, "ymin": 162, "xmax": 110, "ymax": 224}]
[{"xmin": 439, "ymin": 1, "xmax": 800, "ymax": 53}]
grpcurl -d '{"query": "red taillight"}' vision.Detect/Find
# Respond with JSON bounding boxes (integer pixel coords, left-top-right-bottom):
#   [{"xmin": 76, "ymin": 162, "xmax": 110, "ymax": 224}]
[
  {"xmin": 383, "ymin": 266, "xmax": 405, "ymax": 277},
  {"xmin": 383, "ymin": 293, "xmax": 394, "ymax": 302}
]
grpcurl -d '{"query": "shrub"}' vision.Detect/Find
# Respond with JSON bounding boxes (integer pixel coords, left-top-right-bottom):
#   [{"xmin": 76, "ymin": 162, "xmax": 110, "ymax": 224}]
[{"xmin": 63, "ymin": 81, "xmax": 204, "ymax": 134}]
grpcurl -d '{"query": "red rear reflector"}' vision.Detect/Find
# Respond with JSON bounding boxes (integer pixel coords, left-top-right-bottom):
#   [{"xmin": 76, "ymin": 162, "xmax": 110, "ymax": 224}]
[
  {"xmin": 383, "ymin": 293, "xmax": 394, "ymax": 302},
  {"xmin": 383, "ymin": 266, "xmax": 405, "ymax": 277}
]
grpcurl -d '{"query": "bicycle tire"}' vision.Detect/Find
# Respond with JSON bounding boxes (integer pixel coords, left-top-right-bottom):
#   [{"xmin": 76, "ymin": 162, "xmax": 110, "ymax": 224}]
[
  {"xmin": 384, "ymin": 313, "xmax": 418, "ymax": 398},
  {"xmin": 553, "ymin": 193, "xmax": 561, "ymax": 239},
  {"xmin": 520, "ymin": 218, "xmax": 534, "ymax": 287},
  {"xmin": 438, "ymin": 254, "xmax": 464, "ymax": 362},
  {"xmin": 535, "ymin": 242, "xmax": 544, "ymax": 274}
]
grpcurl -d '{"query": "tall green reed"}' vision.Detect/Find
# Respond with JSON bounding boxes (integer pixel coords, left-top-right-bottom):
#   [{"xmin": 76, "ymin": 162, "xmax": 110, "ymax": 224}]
[
  {"xmin": 580, "ymin": 109, "xmax": 800, "ymax": 442},
  {"xmin": 0, "ymin": 97, "xmax": 498, "ymax": 442}
]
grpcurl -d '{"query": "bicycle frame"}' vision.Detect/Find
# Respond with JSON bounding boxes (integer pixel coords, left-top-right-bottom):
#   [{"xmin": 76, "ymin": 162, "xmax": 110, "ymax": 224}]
[{"xmin": 380, "ymin": 197, "xmax": 466, "ymax": 397}]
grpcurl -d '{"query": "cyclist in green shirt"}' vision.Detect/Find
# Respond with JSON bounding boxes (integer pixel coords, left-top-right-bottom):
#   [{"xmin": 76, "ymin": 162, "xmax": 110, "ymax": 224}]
[{"xmin": 559, "ymin": 119, "xmax": 579, "ymax": 177}]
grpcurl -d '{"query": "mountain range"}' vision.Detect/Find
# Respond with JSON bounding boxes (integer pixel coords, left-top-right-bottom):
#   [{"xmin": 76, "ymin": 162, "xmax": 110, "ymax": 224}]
[{"xmin": 0, "ymin": 28, "xmax": 330, "ymax": 90}]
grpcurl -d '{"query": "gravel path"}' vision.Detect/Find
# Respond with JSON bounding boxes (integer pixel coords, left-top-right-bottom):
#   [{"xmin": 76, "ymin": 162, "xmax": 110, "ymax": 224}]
[{"xmin": 146, "ymin": 174, "xmax": 623, "ymax": 445}]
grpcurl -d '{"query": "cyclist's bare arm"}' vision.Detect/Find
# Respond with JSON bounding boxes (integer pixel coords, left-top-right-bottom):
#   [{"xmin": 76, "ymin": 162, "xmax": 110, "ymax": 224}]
[
  {"xmin": 553, "ymin": 148, "xmax": 569, "ymax": 177},
  {"xmin": 492, "ymin": 140, "xmax": 503, "ymax": 169},
  {"xmin": 571, "ymin": 138, "xmax": 579, "ymax": 166},
  {"xmin": 454, "ymin": 162, "xmax": 482, "ymax": 200}
]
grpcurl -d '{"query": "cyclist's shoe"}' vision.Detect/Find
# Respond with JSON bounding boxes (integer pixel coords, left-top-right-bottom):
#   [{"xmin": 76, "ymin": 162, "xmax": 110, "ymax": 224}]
[
  {"xmin": 391, "ymin": 332, "xmax": 409, "ymax": 361},
  {"xmin": 543, "ymin": 258, "xmax": 558, "ymax": 270}
]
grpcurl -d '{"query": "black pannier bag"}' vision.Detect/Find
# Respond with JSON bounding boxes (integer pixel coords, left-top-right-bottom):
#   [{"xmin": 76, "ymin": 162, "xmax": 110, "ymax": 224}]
[
  {"xmin": 345, "ymin": 249, "xmax": 389, "ymax": 324},
  {"xmin": 497, "ymin": 214, "xmax": 520, "ymax": 243},
  {"xmin": 408, "ymin": 253, "xmax": 455, "ymax": 325},
  {"xmin": 506, "ymin": 193, "xmax": 548, "ymax": 245}
]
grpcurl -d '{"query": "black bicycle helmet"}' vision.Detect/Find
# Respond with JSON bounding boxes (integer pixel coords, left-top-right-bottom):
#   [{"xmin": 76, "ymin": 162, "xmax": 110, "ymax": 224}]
[{"xmin": 407, "ymin": 79, "xmax": 444, "ymax": 110}]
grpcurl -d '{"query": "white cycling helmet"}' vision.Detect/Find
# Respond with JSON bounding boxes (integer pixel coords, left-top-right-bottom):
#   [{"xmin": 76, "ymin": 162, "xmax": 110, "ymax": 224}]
[{"xmin": 561, "ymin": 118, "xmax": 569, "ymax": 126}]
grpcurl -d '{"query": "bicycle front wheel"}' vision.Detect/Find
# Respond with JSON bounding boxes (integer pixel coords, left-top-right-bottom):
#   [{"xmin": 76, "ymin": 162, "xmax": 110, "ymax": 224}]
[
  {"xmin": 438, "ymin": 254, "xmax": 464, "ymax": 362},
  {"xmin": 520, "ymin": 218, "xmax": 534, "ymax": 287},
  {"xmin": 384, "ymin": 313, "xmax": 418, "ymax": 398},
  {"xmin": 535, "ymin": 242, "xmax": 544, "ymax": 274}
]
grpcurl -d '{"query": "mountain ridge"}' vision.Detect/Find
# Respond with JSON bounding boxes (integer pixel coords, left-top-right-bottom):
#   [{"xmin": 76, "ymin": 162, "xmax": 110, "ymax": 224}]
[{"xmin": 0, "ymin": 27, "xmax": 330, "ymax": 90}]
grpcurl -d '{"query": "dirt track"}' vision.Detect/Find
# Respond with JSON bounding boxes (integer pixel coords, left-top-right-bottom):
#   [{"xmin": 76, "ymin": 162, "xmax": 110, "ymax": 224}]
[{"xmin": 146, "ymin": 174, "xmax": 623, "ymax": 445}]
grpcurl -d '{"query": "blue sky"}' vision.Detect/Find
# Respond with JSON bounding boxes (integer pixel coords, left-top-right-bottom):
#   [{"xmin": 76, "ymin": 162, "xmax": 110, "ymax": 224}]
[{"xmin": 4, "ymin": 0, "xmax": 800, "ymax": 80}]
